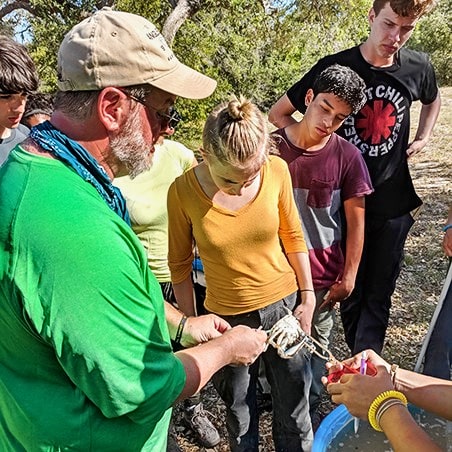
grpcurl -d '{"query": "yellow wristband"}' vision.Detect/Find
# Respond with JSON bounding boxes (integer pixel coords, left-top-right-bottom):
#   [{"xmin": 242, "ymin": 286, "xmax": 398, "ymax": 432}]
[{"xmin": 368, "ymin": 390, "xmax": 408, "ymax": 432}]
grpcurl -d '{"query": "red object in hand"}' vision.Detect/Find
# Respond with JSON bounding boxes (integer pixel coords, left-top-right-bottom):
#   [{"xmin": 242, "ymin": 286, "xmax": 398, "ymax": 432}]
[{"xmin": 327, "ymin": 360, "xmax": 377, "ymax": 383}]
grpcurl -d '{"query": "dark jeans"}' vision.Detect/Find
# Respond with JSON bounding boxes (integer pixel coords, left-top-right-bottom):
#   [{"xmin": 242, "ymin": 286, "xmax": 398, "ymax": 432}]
[
  {"xmin": 212, "ymin": 293, "xmax": 313, "ymax": 452},
  {"xmin": 309, "ymin": 288, "xmax": 334, "ymax": 416},
  {"xmin": 340, "ymin": 213, "xmax": 414, "ymax": 354},
  {"xmin": 423, "ymin": 266, "xmax": 452, "ymax": 380}
]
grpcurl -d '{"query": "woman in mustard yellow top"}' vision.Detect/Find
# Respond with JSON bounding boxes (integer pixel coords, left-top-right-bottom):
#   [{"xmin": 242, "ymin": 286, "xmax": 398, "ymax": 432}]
[{"xmin": 168, "ymin": 96, "xmax": 316, "ymax": 451}]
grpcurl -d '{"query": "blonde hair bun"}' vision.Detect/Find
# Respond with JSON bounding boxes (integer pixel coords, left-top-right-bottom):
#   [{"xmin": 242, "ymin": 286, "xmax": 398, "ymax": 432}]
[
  {"xmin": 227, "ymin": 96, "xmax": 253, "ymax": 121},
  {"xmin": 202, "ymin": 94, "xmax": 270, "ymax": 170}
]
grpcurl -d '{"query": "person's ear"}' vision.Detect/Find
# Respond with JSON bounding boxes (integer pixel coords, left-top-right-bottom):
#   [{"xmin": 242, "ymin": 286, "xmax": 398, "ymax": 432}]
[
  {"xmin": 97, "ymin": 87, "xmax": 130, "ymax": 132},
  {"xmin": 368, "ymin": 7, "xmax": 376, "ymax": 25},
  {"xmin": 305, "ymin": 89, "xmax": 314, "ymax": 107}
]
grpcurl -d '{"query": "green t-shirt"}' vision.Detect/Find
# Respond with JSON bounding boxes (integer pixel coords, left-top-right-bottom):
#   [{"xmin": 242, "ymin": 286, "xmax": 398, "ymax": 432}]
[{"xmin": 0, "ymin": 147, "xmax": 186, "ymax": 451}]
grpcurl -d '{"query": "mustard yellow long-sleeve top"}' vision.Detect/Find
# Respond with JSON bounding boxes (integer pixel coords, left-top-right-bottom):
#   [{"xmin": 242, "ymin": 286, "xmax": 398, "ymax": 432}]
[{"xmin": 168, "ymin": 156, "xmax": 308, "ymax": 316}]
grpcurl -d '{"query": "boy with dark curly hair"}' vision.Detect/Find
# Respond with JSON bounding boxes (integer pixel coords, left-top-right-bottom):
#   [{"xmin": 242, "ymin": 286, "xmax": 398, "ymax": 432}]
[{"xmin": 272, "ymin": 64, "xmax": 373, "ymax": 426}]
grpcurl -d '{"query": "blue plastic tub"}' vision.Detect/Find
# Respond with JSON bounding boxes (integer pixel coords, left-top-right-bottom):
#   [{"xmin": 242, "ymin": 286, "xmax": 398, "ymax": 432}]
[
  {"xmin": 313, "ymin": 404, "xmax": 352, "ymax": 452},
  {"xmin": 313, "ymin": 403, "xmax": 451, "ymax": 451}
]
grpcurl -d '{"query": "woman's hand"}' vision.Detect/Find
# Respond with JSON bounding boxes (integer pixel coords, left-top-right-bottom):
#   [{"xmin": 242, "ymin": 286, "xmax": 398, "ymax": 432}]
[
  {"xmin": 293, "ymin": 291, "xmax": 316, "ymax": 335},
  {"xmin": 322, "ymin": 349, "xmax": 394, "ymax": 419}
]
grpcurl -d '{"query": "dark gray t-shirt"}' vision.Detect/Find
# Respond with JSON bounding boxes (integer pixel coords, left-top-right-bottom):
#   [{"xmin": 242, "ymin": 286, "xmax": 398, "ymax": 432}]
[{"xmin": 0, "ymin": 123, "xmax": 29, "ymax": 166}]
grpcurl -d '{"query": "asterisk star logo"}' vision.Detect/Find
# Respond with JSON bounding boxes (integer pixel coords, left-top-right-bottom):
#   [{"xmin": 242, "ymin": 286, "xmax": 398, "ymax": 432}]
[{"xmin": 356, "ymin": 100, "xmax": 396, "ymax": 145}]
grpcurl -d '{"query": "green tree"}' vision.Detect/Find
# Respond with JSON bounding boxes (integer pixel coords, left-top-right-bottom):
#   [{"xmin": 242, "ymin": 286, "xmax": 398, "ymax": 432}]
[
  {"xmin": 1, "ymin": 0, "xmax": 449, "ymax": 146},
  {"xmin": 409, "ymin": 0, "xmax": 452, "ymax": 86}
]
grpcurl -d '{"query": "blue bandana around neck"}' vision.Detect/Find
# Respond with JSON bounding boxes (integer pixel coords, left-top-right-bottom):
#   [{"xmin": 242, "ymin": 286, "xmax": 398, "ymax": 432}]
[{"xmin": 30, "ymin": 121, "xmax": 130, "ymax": 225}]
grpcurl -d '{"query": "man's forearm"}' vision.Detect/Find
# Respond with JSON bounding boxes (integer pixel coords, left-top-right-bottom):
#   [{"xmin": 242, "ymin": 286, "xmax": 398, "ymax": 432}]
[
  {"xmin": 342, "ymin": 197, "xmax": 365, "ymax": 284},
  {"xmin": 379, "ymin": 404, "xmax": 442, "ymax": 452},
  {"xmin": 175, "ymin": 335, "xmax": 234, "ymax": 400},
  {"xmin": 414, "ymin": 93, "xmax": 441, "ymax": 143},
  {"xmin": 165, "ymin": 301, "xmax": 185, "ymax": 341},
  {"xmin": 395, "ymin": 368, "xmax": 452, "ymax": 420}
]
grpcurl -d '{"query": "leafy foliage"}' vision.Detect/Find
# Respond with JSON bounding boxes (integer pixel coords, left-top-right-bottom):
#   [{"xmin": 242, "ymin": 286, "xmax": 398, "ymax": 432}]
[
  {"xmin": 169, "ymin": 0, "xmax": 371, "ymax": 144},
  {"xmin": 408, "ymin": 1, "xmax": 452, "ymax": 86},
  {"xmin": 1, "ymin": 0, "xmax": 449, "ymax": 146}
]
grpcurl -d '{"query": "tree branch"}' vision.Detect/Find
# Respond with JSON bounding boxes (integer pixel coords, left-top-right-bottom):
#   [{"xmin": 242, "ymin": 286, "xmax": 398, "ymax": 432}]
[
  {"xmin": 162, "ymin": 0, "xmax": 202, "ymax": 45},
  {"xmin": 0, "ymin": 0, "xmax": 39, "ymax": 20}
]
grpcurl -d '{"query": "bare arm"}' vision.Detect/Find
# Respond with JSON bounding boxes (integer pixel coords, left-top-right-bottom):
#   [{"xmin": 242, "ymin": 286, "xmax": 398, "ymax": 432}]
[
  {"xmin": 286, "ymin": 251, "xmax": 316, "ymax": 335},
  {"xmin": 166, "ymin": 294, "xmax": 269, "ymax": 400},
  {"xmin": 394, "ymin": 367, "xmax": 452, "ymax": 421},
  {"xmin": 325, "ymin": 349, "xmax": 452, "ymax": 421},
  {"xmin": 172, "ymin": 274, "xmax": 197, "ymax": 316},
  {"xmin": 268, "ymin": 94, "xmax": 299, "ymax": 129},
  {"xmin": 407, "ymin": 93, "xmax": 441, "ymax": 158},
  {"xmin": 378, "ymin": 403, "xmax": 442, "ymax": 452},
  {"xmin": 165, "ymin": 300, "xmax": 231, "ymax": 347},
  {"xmin": 322, "ymin": 197, "xmax": 365, "ymax": 308}
]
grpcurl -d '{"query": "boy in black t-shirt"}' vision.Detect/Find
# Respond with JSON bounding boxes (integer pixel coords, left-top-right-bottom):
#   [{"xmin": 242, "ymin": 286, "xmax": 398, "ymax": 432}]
[{"xmin": 269, "ymin": 1, "xmax": 441, "ymax": 364}]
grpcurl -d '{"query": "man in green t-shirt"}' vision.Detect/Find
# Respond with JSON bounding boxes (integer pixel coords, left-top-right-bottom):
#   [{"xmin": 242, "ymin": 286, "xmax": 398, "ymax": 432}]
[{"xmin": 0, "ymin": 9, "xmax": 267, "ymax": 451}]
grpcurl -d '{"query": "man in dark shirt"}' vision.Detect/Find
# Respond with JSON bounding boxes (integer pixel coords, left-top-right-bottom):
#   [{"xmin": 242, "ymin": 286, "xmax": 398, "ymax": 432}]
[{"xmin": 269, "ymin": 0, "xmax": 441, "ymax": 356}]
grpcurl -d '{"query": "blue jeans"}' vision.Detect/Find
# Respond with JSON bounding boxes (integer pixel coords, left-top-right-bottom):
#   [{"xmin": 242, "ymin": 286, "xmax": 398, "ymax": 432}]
[
  {"xmin": 340, "ymin": 213, "xmax": 414, "ymax": 354},
  {"xmin": 212, "ymin": 293, "xmax": 313, "ymax": 452}
]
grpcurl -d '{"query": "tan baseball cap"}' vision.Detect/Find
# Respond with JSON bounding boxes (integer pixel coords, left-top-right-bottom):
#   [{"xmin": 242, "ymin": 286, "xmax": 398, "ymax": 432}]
[{"xmin": 57, "ymin": 8, "xmax": 217, "ymax": 99}]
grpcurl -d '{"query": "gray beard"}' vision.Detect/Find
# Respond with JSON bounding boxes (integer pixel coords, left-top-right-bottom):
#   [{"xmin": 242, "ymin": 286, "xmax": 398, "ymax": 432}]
[{"xmin": 110, "ymin": 109, "xmax": 152, "ymax": 179}]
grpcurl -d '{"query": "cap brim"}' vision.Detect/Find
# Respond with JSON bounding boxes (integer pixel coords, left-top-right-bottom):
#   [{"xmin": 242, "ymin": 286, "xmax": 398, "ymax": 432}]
[{"xmin": 148, "ymin": 62, "xmax": 217, "ymax": 100}]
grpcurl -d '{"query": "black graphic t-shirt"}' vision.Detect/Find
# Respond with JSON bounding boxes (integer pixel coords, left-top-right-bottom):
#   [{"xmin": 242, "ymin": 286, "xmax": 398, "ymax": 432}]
[{"xmin": 287, "ymin": 46, "xmax": 438, "ymax": 219}]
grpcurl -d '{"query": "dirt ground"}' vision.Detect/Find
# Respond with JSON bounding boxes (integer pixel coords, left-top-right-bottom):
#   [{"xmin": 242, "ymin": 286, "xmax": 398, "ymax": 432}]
[{"xmin": 174, "ymin": 86, "xmax": 452, "ymax": 452}]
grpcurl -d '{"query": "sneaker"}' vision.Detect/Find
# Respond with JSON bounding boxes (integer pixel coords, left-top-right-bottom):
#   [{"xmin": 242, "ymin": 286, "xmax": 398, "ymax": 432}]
[{"xmin": 184, "ymin": 403, "xmax": 221, "ymax": 448}]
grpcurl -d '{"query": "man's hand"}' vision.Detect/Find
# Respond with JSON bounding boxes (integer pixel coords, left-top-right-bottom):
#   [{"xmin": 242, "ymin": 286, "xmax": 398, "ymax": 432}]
[
  {"xmin": 180, "ymin": 314, "xmax": 231, "ymax": 348},
  {"xmin": 322, "ymin": 349, "xmax": 393, "ymax": 418},
  {"xmin": 222, "ymin": 325, "xmax": 268, "ymax": 367},
  {"xmin": 406, "ymin": 138, "xmax": 427, "ymax": 158},
  {"xmin": 319, "ymin": 280, "xmax": 354, "ymax": 310},
  {"xmin": 325, "ymin": 365, "xmax": 393, "ymax": 418}
]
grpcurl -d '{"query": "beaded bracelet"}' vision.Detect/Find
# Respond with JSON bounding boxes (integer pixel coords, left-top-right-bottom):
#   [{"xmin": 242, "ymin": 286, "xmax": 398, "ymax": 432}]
[
  {"xmin": 175, "ymin": 315, "xmax": 188, "ymax": 344},
  {"xmin": 368, "ymin": 390, "xmax": 408, "ymax": 431}
]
